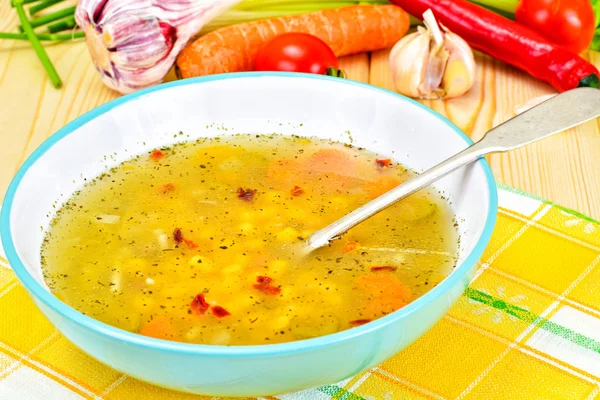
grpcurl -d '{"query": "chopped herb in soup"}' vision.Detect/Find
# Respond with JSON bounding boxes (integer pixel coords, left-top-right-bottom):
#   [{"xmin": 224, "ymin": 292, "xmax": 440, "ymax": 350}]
[{"xmin": 41, "ymin": 134, "xmax": 458, "ymax": 345}]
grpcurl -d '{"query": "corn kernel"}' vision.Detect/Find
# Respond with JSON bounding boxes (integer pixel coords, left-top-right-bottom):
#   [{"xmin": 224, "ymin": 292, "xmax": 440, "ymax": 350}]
[
  {"xmin": 239, "ymin": 222, "xmax": 254, "ymax": 233},
  {"xmin": 270, "ymin": 315, "xmax": 291, "ymax": 330},
  {"xmin": 269, "ymin": 259, "xmax": 288, "ymax": 276},
  {"xmin": 222, "ymin": 264, "xmax": 242, "ymax": 274},
  {"xmin": 247, "ymin": 239, "xmax": 264, "ymax": 249},
  {"xmin": 185, "ymin": 326, "xmax": 201, "ymax": 341}
]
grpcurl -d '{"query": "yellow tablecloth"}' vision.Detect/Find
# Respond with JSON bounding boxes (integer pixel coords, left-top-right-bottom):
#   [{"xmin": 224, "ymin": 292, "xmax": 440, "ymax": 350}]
[{"xmin": 1, "ymin": 185, "xmax": 600, "ymax": 399}]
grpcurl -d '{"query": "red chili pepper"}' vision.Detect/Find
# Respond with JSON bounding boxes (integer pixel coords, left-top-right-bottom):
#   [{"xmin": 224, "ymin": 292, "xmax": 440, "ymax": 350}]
[
  {"xmin": 190, "ymin": 293, "xmax": 210, "ymax": 315},
  {"xmin": 211, "ymin": 306, "xmax": 231, "ymax": 318},
  {"xmin": 173, "ymin": 228, "xmax": 183, "ymax": 243},
  {"xmin": 291, "ymin": 185, "xmax": 304, "ymax": 196},
  {"xmin": 256, "ymin": 276, "xmax": 273, "ymax": 285},
  {"xmin": 237, "ymin": 187, "xmax": 257, "ymax": 201},
  {"xmin": 150, "ymin": 149, "xmax": 165, "ymax": 161},
  {"xmin": 371, "ymin": 266, "xmax": 398, "ymax": 272},
  {"xmin": 253, "ymin": 276, "xmax": 281, "ymax": 295},
  {"xmin": 349, "ymin": 319, "xmax": 371, "ymax": 326},
  {"xmin": 375, "ymin": 159, "xmax": 391, "ymax": 168},
  {"xmin": 389, "ymin": 0, "xmax": 600, "ymax": 92}
]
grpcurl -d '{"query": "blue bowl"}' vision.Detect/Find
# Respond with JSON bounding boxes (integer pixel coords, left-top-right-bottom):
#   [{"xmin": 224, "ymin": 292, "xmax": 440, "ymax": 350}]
[{"xmin": 1, "ymin": 73, "xmax": 497, "ymax": 396}]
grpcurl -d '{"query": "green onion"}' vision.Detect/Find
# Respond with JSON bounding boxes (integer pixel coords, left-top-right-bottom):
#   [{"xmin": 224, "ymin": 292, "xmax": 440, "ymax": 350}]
[
  {"xmin": 0, "ymin": 31, "xmax": 84, "ymax": 40},
  {"xmin": 14, "ymin": 1, "xmax": 62, "ymax": 88},
  {"xmin": 19, "ymin": 5, "xmax": 76, "ymax": 30},
  {"xmin": 10, "ymin": 0, "xmax": 41, "ymax": 6},
  {"xmin": 48, "ymin": 15, "xmax": 76, "ymax": 33},
  {"xmin": 29, "ymin": 0, "xmax": 65, "ymax": 17}
]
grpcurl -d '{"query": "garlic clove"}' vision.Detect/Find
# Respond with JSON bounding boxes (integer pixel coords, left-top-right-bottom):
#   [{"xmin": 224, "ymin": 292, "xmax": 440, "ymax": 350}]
[
  {"xmin": 389, "ymin": 9, "xmax": 475, "ymax": 100},
  {"xmin": 441, "ymin": 31, "xmax": 476, "ymax": 99},
  {"xmin": 390, "ymin": 32, "xmax": 431, "ymax": 99}
]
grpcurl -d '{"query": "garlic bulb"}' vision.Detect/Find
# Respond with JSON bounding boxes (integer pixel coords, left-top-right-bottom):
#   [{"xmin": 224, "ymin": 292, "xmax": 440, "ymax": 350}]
[
  {"xmin": 75, "ymin": 0, "xmax": 242, "ymax": 94},
  {"xmin": 389, "ymin": 9, "xmax": 475, "ymax": 100}
]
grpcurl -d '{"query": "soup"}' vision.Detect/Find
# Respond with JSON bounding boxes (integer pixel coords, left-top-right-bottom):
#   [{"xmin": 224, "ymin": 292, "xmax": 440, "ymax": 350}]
[{"xmin": 41, "ymin": 134, "xmax": 458, "ymax": 345}]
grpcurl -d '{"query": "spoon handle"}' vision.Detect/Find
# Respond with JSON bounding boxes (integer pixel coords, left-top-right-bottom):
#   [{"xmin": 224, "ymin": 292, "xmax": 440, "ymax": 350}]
[{"xmin": 306, "ymin": 87, "xmax": 600, "ymax": 250}]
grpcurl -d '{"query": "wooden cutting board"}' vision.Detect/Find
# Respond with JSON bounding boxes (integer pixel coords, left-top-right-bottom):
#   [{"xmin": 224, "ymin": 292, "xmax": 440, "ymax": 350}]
[{"xmin": 1, "ymin": 6, "xmax": 599, "ymax": 218}]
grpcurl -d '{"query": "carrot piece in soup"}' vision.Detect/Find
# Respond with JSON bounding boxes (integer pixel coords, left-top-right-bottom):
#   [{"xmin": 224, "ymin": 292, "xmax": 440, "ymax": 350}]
[
  {"xmin": 375, "ymin": 158, "xmax": 391, "ymax": 168},
  {"xmin": 357, "ymin": 274, "xmax": 412, "ymax": 300},
  {"xmin": 139, "ymin": 316, "xmax": 173, "ymax": 339},
  {"xmin": 158, "ymin": 183, "xmax": 175, "ymax": 194},
  {"xmin": 343, "ymin": 241, "xmax": 359, "ymax": 253},
  {"xmin": 291, "ymin": 185, "xmax": 304, "ymax": 196},
  {"xmin": 267, "ymin": 159, "xmax": 303, "ymax": 187},
  {"xmin": 364, "ymin": 296, "xmax": 408, "ymax": 318},
  {"xmin": 305, "ymin": 148, "xmax": 357, "ymax": 176},
  {"xmin": 367, "ymin": 176, "xmax": 401, "ymax": 199},
  {"xmin": 150, "ymin": 149, "xmax": 165, "ymax": 161},
  {"xmin": 184, "ymin": 238, "xmax": 199, "ymax": 249},
  {"xmin": 357, "ymin": 274, "xmax": 412, "ymax": 318}
]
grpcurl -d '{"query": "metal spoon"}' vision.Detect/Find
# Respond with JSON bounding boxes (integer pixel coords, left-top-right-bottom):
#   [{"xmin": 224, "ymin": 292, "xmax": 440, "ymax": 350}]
[{"xmin": 306, "ymin": 87, "xmax": 600, "ymax": 251}]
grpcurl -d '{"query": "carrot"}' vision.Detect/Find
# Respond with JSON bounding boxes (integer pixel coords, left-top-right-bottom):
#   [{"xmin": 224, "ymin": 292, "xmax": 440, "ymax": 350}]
[
  {"xmin": 267, "ymin": 159, "xmax": 303, "ymax": 187},
  {"xmin": 177, "ymin": 5, "xmax": 410, "ymax": 78},
  {"xmin": 343, "ymin": 241, "xmax": 359, "ymax": 253},
  {"xmin": 366, "ymin": 176, "xmax": 402, "ymax": 199},
  {"xmin": 306, "ymin": 149, "xmax": 357, "ymax": 176},
  {"xmin": 357, "ymin": 274, "xmax": 412, "ymax": 300},
  {"xmin": 139, "ymin": 316, "xmax": 174, "ymax": 340},
  {"xmin": 357, "ymin": 274, "xmax": 412, "ymax": 318}
]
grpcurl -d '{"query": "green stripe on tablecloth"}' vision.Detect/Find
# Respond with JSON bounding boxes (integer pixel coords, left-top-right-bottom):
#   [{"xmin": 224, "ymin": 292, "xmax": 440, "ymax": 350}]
[{"xmin": 464, "ymin": 288, "xmax": 600, "ymax": 354}]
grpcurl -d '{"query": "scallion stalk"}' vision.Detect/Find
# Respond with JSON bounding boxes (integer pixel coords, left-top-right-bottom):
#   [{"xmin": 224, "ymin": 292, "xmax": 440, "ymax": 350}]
[
  {"xmin": 10, "ymin": 0, "xmax": 41, "ymax": 7},
  {"xmin": 29, "ymin": 0, "xmax": 65, "ymax": 17},
  {"xmin": 14, "ymin": 1, "xmax": 62, "ymax": 88},
  {"xmin": 48, "ymin": 15, "xmax": 76, "ymax": 33},
  {"xmin": 19, "ymin": 5, "xmax": 76, "ymax": 30}
]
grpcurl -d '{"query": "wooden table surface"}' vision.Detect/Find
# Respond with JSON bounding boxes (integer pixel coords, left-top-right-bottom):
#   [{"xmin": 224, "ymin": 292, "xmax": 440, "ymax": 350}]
[{"xmin": 1, "ymin": 4, "xmax": 600, "ymax": 218}]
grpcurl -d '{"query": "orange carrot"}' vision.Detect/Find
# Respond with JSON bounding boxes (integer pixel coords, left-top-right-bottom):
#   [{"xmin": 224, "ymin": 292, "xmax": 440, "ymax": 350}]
[
  {"xmin": 343, "ymin": 241, "xmax": 359, "ymax": 253},
  {"xmin": 306, "ymin": 149, "xmax": 357, "ymax": 176},
  {"xmin": 267, "ymin": 159, "xmax": 303, "ymax": 187},
  {"xmin": 357, "ymin": 274, "xmax": 412, "ymax": 318},
  {"xmin": 366, "ymin": 176, "xmax": 402, "ymax": 199},
  {"xmin": 177, "ymin": 5, "xmax": 410, "ymax": 78},
  {"xmin": 357, "ymin": 274, "xmax": 412, "ymax": 301},
  {"xmin": 139, "ymin": 316, "xmax": 173, "ymax": 340}
]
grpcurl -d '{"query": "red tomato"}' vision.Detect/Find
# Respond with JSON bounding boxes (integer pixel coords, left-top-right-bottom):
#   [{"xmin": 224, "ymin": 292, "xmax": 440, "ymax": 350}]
[
  {"xmin": 515, "ymin": 0, "xmax": 595, "ymax": 54},
  {"xmin": 254, "ymin": 33, "xmax": 339, "ymax": 74}
]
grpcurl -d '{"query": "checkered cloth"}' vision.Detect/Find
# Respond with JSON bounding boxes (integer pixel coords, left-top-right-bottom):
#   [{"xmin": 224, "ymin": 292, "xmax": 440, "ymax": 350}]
[{"xmin": 1, "ymin": 185, "xmax": 600, "ymax": 399}]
